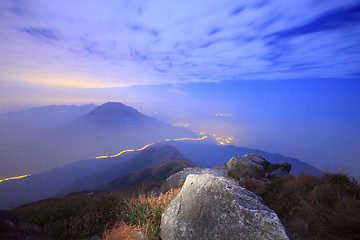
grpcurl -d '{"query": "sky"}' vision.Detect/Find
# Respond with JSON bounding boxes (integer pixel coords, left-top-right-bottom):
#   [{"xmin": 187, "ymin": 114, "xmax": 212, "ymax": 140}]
[{"xmin": 0, "ymin": 0, "xmax": 359, "ymax": 176}]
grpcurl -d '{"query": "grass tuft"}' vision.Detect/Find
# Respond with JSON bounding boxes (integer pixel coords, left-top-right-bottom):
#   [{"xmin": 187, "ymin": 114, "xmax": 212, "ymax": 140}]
[
  {"xmin": 102, "ymin": 222, "xmax": 142, "ymax": 240},
  {"xmin": 122, "ymin": 187, "xmax": 181, "ymax": 239}
]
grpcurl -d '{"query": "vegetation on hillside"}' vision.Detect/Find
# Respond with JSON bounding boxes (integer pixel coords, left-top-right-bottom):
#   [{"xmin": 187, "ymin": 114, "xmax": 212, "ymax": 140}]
[
  {"xmin": 12, "ymin": 172, "xmax": 360, "ymax": 240},
  {"xmin": 12, "ymin": 180, "xmax": 179, "ymax": 240},
  {"xmin": 260, "ymin": 173, "xmax": 360, "ymax": 240},
  {"xmin": 12, "ymin": 192, "xmax": 123, "ymax": 239}
]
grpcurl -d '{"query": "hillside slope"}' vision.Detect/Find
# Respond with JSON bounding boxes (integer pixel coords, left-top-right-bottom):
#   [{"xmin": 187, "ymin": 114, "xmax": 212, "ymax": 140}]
[
  {"xmin": 106, "ymin": 157, "xmax": 199, "ymax": 191},
  {"xmin": 0, "ymin": 144, "xmax": 184, "ymax": 209},
  {"xmin": 167, "ymin": 141, "xmax": 322, "ymax": 176}
]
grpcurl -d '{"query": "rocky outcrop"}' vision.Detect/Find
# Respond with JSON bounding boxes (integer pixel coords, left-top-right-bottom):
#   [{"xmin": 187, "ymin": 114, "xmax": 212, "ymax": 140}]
[
  {"xmin": 226, "ymin": 154, "xmax": 291, "ymax": 180},
  {"xmin": 161, "ymin": 166, "xmax": 227, "ymax": 192},
  {"xmin": 160, "ymin": 174, "xmax": 289, "ymax": 240},
  {"xmin": 0, "ymin": 210, "xmax": 54, "ymax": 240}
]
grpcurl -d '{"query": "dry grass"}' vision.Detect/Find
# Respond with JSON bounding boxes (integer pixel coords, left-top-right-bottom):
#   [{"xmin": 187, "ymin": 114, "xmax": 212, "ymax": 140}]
[
  {"xmin": 102, "ymin": 222, "xmax": 143, "ymax": 240},
  {"xmin": 261, "ymin": 173, "xmax": 360, "ymax": 240},
  {"xmin": 11, "ymin": 181, "xmax": 166, "ymax": 240},
  {"xmin": 239, "ymin": 178, "xmax": 268, "ymax": 195},
  {"xmin": 123, "ymin": 187, "xmax": 181, "ymax": 239}
]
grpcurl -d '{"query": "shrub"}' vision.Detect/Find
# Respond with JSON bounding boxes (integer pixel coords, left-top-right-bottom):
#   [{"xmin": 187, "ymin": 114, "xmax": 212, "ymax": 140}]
[{"xmin": 261, "ymin": 173, "xmax": 360, "ymax": 240}]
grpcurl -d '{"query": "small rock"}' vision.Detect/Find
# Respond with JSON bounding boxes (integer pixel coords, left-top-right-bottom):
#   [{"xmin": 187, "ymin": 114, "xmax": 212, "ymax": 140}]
[
  {"xmin": 0, "ymin": 210, "xmax": 54, "ymax": 240},
  {"xmin": 226, "ymin": 154, "xmax": 291, "ymax": 180}
]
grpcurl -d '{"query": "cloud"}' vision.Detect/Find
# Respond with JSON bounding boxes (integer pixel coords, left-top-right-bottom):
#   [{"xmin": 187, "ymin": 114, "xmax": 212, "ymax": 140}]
[
  {"xmin": 168, "ymin": 87, "xmax": 188, "ymax": 96},
  {"xmin": 0, "ymin": 0, "xmax": 359, "ymax": 88},
  {"xmin": 22, "ymin": 28, "xmax": 58, "ymax": 41},
  {"xmin": 271, "ymin": 3, "xmax": 360, "ymax": 38}
]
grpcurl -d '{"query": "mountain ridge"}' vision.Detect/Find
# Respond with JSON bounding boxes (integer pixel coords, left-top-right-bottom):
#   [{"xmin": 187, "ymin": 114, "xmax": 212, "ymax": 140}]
[
  {"xmin": 0, "ymin": 102, "xmax": 195, "ymax": 179},
  {"xmin": 86, "ymin": 102, "xmax": 145, "ymax": 119}
]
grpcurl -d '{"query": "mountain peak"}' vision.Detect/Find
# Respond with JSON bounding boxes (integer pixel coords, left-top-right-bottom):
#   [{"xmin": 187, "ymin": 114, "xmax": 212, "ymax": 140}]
[{"xmin": 85, "ymin": 102, "xmax": 146, "ymax": 123}]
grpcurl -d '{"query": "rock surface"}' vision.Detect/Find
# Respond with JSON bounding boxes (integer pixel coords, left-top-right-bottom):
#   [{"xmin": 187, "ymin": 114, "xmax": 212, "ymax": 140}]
[
  {"xmin": 160, "ymin": 174, "xmax": 289, "ymax": 240},
  {"xmin": 226, "ymin": 154, "xmax": 291, "ymax": 180},
  {"xmin": 161, "ymin": 166, "xmax": 227, "ymax": 192},
  {"xmin": 0, "ymin": 210, "xmax": 54, "ymax": 240}
]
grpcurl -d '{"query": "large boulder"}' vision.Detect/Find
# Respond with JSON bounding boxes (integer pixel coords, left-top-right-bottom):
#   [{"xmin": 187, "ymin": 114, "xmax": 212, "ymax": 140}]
[
  {"xmin": 161, "ymin": 166, "xmax": 227, "ymax": 192},
  {"xmin": 160, "ymin": 174, "xmax": 289, "ymax": 240},
  {"xmin": 226, "ymin": 154, "xmax": 291, "ymax": 180}
]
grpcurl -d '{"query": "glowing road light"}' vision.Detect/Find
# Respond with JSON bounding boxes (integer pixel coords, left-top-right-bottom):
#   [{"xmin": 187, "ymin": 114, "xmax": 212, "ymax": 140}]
[
  {"xmin": 137, "ymin": 143, "xmax": 155, "ymax": 151},
  {"xmin": 95, "ymin": 135, "xmax": 208, "ymax": 159},
  {"xmin": 172, "ymin": 136, "xmax": 207, "ymax": 141},
  {"xmin": 0, "ymin": 174, "xmax": 30, "ymax": 183},
  {"xmin": 1, "ymin": 133, "xmax": 230, "ymax": 183},
  {"xmin": 96, "ymin": 149, "xmax": 135, "ymax": 159},
  {"xmin": 172, "ymin": 123, "xmax": 190, "ymax": 127}
]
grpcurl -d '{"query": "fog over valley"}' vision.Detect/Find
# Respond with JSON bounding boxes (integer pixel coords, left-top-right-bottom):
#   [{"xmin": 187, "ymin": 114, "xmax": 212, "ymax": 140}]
[{"xmin": 0, "ymin": 2, "xmax": 359, "ymax": 238}]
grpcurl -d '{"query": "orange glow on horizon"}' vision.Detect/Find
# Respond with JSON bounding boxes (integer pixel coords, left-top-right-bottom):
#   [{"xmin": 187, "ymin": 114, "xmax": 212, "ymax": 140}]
[{"xmin": 10, "ymin": 73, "xmax": 133, "ymax": 89}]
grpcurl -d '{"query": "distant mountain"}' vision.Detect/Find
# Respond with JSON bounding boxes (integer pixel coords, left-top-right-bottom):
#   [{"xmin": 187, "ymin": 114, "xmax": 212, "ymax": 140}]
[
  {"xmin": 166, "ymin": 141, "xmax": 322, "ymax": 176},
  {"xmin": 0, "ymin": 104, "xmax": 97, "ymax": 144},
  {"xmin": 84, "ymin": 102, "xmax": 149, "ymax": 124},
  {"xmin": 106, "ymin": 158, "xmax": 199, "ymax": 191},
  {"xmin": 0, "ymin": 102, "xmax": 196, "ymax": 179}
]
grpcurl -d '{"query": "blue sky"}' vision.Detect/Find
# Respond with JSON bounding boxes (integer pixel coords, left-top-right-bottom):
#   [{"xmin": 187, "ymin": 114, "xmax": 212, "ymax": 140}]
[
  {"xmin": 0, "ymin": 0, "xmax": 359, "ymax": 90},
  {"xmin": 0, "ymin": 1, "xmax": 359, "ymax": 175}
]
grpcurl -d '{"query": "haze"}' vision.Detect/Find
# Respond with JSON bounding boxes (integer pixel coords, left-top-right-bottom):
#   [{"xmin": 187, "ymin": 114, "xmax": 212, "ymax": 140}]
[{"xmin": 0, "ymin": 1, "xmax": 359, "ymax": 178}]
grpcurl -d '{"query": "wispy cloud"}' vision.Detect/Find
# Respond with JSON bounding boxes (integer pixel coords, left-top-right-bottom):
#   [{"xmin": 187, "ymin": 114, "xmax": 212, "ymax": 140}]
[
  {"xmin": 0, "ymin": 0, "xmax": 359, "ymax": 88},
  {"xmin": 168, "ymin": 87, "xmax": 188, "ymax": 96},
  {"xmin": 22, "ymin": 27, "xmax": 58, "ymax": 41}
]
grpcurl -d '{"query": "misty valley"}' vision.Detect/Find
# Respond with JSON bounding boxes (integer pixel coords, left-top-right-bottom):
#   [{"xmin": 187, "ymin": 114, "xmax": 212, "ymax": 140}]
[
  {"xmin": 1, "ymin": 102, "xmax": 358, "ymax": 240},
  {"xmin": 1, "ymin": 1, "xmax": 359, "ymax": 239},
  {"xmin": 0, "ymin": 102, "xmax": 321, "ymax": 209}
]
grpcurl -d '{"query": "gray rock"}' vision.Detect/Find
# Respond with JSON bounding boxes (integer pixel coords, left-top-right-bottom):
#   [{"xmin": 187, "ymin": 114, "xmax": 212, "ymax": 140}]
[
  {"xmin": 226, "ymin": 154, "xmax": 291, "ymax": 180},
  {"xmin": 266, "ymin": 162, "xmax": 292, "ymax": 178},
  {"xmin": 161, "ymin": 166, "xmax": 227, "ymax": 192},
  {"xmin": 72, "ymin": 235, "xmax": 100, "ymax": 240},
  {"xmin": 0, "ymin": 210, "xmax": 55, "ymax": 240},
  {"xmin": 160, "ymin": 174, "xmax": 289, "ymax": 240}
]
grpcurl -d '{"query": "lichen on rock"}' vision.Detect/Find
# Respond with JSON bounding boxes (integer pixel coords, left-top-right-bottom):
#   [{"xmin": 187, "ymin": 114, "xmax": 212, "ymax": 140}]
[{"xmin": 160, "ymin": 174, "xmax": 289, "ymax": 240}]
